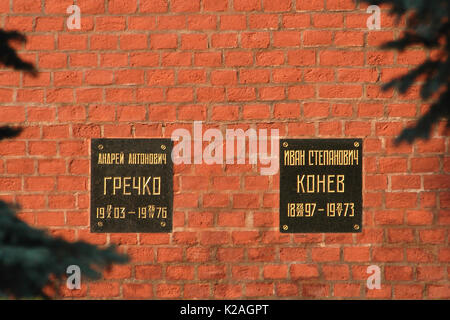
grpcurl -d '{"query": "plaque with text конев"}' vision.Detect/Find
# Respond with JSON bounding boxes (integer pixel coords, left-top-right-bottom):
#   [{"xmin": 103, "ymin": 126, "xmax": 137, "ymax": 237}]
[
  {"xmin": 91, "ymin": 139, "xmax": 173, "ymax": 233},
  {"xmin": 280, "ymin": 139, "xmax": 362, "ymax": 233}
]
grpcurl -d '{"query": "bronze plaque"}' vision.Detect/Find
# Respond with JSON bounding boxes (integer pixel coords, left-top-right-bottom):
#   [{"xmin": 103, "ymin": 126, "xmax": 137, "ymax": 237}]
[
  {"xmin": 280, "ymin": 139, "xmax": 362, "ymax": 233},
  {"xmin": 91, "ymin": 139, "xmax": 173, "ymax": 233}
]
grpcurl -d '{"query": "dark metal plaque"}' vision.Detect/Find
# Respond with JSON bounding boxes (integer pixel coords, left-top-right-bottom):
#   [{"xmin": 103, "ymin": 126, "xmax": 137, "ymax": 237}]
[
  {"xmin": 280, "ymin": 139, "xmax": 362, "ymax": 233},
  {"xmin": 91, "ymin": 139, "xmax": 173, "ymax": 233}
]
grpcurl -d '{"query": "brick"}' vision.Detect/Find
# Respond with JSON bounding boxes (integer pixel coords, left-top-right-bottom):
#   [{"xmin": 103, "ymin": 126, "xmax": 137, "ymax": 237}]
[
  {"xmin": 327, "ymin": 0, "xmax": 356, "ymax": 10},
  {"xmin": 172, "ymin": 0, "xmax": 200, "ymax": 12},
  {"xmin": 96, "ymin": 17, "xmax": 126, "ymax": 31},
  {"xmin": 374, "ymin": 210, "xmax": 404, "ymax": 225},
  {"xmin": 218, "ymin": 212, "xmax": 246, "ymax": 227},
  {"xmin": 304, "ymin": 102, "xmax": 329, "ymax": 118},
  {"xmin": 78, "ymin": 0, "xmax": 105, "ymax": 14},
  {"xmin": 157, "ymin": 284, "xmax": 181, "ymax": 299},
  {"xmin": 197, "ymin": 87, "xmax": 226, "ymax": 102},
  {"xmin": 385, "ymin": 193, "xmax": 417, "ymax": 209},
  {"xmin": 232, "ymin": 266, "xmax": 259, "ymax": 280},
  {"xmin": 200, "ymin": 231, "xmax": 230, "ymax": 245},
  {"xmin": 203, "ymin": 0, "xmax": 228, "ymax": 11},
  {"xmin": 358, "ymin": 221, "xmax": 389, "ymax": 243},
  {"xmin": 220, "ymin": 15, "xmax": 246, "ymax": 30},
  {"xmin": 259, "ymin": 87, "xmax": 285, "ymax": 100},
  {"xmin": 241, "ymin": 32, "xmax": 270, "ymax": 48},
  {"xmin": 59, "ymin": 35, "xmax": 87, "ymax": 50},
  {"xmin": 140, "ymin": 0, "xmax": 168, "ymax": 13},
  {"xmin": 181, "ymin": 34, "xmax": 208, "ymax": 50},
  {"xmin": 232, "ymin": 231, "xmax": 260, "ymax": 244},
  {"xmin": 0, "ymin": 178, "xmax": 22, "ymax": 191},
  {"xmin": 0, "ymin": 0, "xmax": 8, "ymax": 12},
  {"xmin": 150, "ymin": 34, "xmax": 177, "ymax": 49},
  {"xmin": 129, "ymin": 52, "xmax": 159, "ymax": 67},
  {"xmin": 320, "ymin": 85, "xmax": 362, "ymax": 98},
  {"xmin": 248, "ymin": 248, "xmax": 275, "ymax": 262},
  {"xmin": 69, "ymin": 53, "xmax": 96, "ymax": 68},
  {"xmin": 373, "ymin": 248, "xmax": 404, "ymax": 262},
  {"xmin": 108, "ymin": 0, "xmax": 137, "ymax": 13},
  {"xmin": 123, "ymin": 284, "xmax": 152, "ymax": 299},
  {"xmin": 217, "ymin": 247, "xmax": 244, "ymax": 262},
  {"xmin": 184, "ymin": 284, "xmax": 210, "ymax": 299},
  {"xmin": 290, "ymin": 264, "xmax": 319, "ymax": 279},
  {"xmin": 166, "ymin": 265, "xmax": 195, "ymax": 280},
  {"xmin": 135, "ymin": 265, "xmax": 162, "ymax": 280},
  {"xmin": 250, "ymin": 14, "xmax": 278, "ymax": 29},
  {"xmin": 162, "ymin": 52, "xmax": 191, "ymax": 66},
  {"xmin": 157, "ymin": 17, "xmax": 185, "ymax": 32},
  {"xmin": 0, "ymin": 71, "xmax": 20, "ymax": 86},
  {"xmin": 407, "ymin": 248, "xmax": 434, "ymax": 263},
  {"xmin": 256, "ymin": 51, "xmax": 285, "ymax": 66},
  {"xmin": 419, "ymin": 229, "xmax": 445, "ymax": 244},
  {"xmin": 424, "ymin": 175, "xmax": 450, "ymax": 190},
  {"xmin": 233, "ymin": 194, "xmax": 260, "ymax": 208},
  {"xmin": 303, "ymin": 30, "xmax": 332, "ymax": 46},
  {"xmin": 198, "ymin": 265, "xmax": 226, "ymax": 280},
  {"xmin": 227, "ymin": 87, "xmax": 256, "ymax": 102},
  {"xmin": 320, "ymin": 51, "xmax": 364, "ymax": 66},
  {"xmin": 334, "ymin": 31, "xmax": 364, "ymax": 46},
  {"xmin": 280, "ymin": 248, "xmax": 307, "ymax": 261},
  {"xmin": 367, "ymin": 51, "xmax": 395, "ymax": 67},
  {"xmin": 13, "ymin": 0, "xmax": 41, "ymax": 13},
  {"xmin": 115, "ymin": 70, "xmax": 145, "ymax": 85},
  {"xmin": 379, "ymin": 158, "xmax": 408, "ymax": 173},
  {"xmin": 263, "ymin": 0, "xmax": 292, "ymax": 11},
  {"xmin": 89, "ymin": 283, "xmax": 120, "ymax": 298},
  {"xmin": 313, "ymin": 13, "xmax": 343, "ymax": 28},
  {"xmin": 394, "ymin": 285, "xmax": 423, "ymax": 299},
  {"xmin": 273, "ymin": 31, "xmax": 301, "ymax": 47},
  {"xmin": 211, "ymin": 33, "xmax": 238, "ymax": 48},
  {"xmin": 128, "ymin": 16, "xmax": 157, "ymax": 30},
  {"xmin": 311, "ymin": 247, "xmax": 340, "ymax": 262},
  {"xmin": 385, "ymin": 266, "xmax": 413, "ymax": 281},
  {"xmin": 263, "ymin": 265, "xmax": 288, "ymax": 279},
  {"xmin": 290, "ymin": 84, "xmax": 316, "ymax": 99},
  {"xmin": 273, "ymin": 68, "xmax": 302, "ymax": 83},
  {"xmin": 16, "ymin": 195, "xmax": 45, "ymax": 209},
  {"xmin": 245, "ymin": 283, "xmax": 273, "ymax": 297},
  {"xmin": 342, "ymin": 69, "xmax": 379, "ymax": 83},
  {"xmin": 36, "ymin": 212, "xmax": 64, "ymax": 226},
  {"xmin": 334, "ymin": 284, "xmax": 361, "ymax": 298},
  {"xmin": 427, "ymin": 285, "xmax": 450, "ymax": 299},
  {"xmin": 214, "ymin": 284, "xmax": 242, "ymax": 299},
  {"xmin": 344, "ymin": 247, "xmax": 370, "ymax": 262},
  {"xmin": 187, "ymin": 247, "xmax": 210, "ymax": 262},
  {"xmin": 234, "ymin": 0, "xmax": 260, "ymax": 11},
  {"xmin": 104, "ymin": 265, "xmax": 132, "ymax": 280},
  {"xmin": 188, "ymin": 15, "xmax": 217, "ymax": 30},
  {"xmin": 178, "ymin": 105, "xmax": 206, "ymax": 120},
  {"xmin": 392, "ymin": 175, "xmax": 421, "ymax": 190},
  {"xmin": 302, "ymin": 284, "xmax": 329, "ymax": 298},
  {"xmin": 195, "ymin": 52, "xmax": 222, "ymax": 66},
  {"xmin": 417, "ymin": 266, "xmax": 444, "ymax": 281},
  {"xmin": 225, "ymin": 51, "xmax": 253, "ymax": 66}
]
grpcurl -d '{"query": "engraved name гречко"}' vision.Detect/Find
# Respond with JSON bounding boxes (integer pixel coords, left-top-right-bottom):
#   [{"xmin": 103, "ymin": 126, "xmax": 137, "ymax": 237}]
[{"xmin": 90, "ymin": 139, "xmax": 173, "ymax": 233}]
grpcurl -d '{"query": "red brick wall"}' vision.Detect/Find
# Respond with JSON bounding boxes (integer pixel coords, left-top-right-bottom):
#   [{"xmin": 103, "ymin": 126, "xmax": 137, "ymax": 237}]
[{"xmin": 0, "ymin": 0, "xmax": 449, "ymax": 299}]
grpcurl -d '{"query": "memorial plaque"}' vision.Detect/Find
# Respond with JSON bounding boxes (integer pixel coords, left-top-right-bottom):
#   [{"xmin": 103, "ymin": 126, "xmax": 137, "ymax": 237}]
[
  {"xmin": 91, "ymin": 139, "xmax": 173, "ymax": 233},
  {"xmin": 280, "ymin": 139, "xmax": 362, "ymax": 233}
]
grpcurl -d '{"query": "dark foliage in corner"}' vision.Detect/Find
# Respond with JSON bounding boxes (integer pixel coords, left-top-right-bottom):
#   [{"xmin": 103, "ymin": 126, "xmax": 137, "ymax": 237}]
[
  {"xmin": 0, "ymin": 30, "xmax": 128, "ymax": 299},
  {"xmin": 0, "ymin": 30, "xmax": 37, "ymax": 76},
  {"xmin": 359, "ymin": 0, "xmax": 449, "ymax": 143}
]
